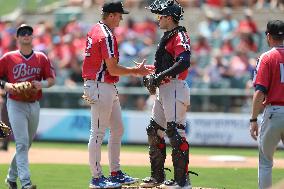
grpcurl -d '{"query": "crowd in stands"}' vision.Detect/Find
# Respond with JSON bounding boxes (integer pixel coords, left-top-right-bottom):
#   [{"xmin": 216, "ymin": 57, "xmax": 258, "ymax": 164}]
[
  {"xmin": 0, "ymin": 3, "xmax": 273, "ymax": 111},
  {"xmin": 68, "ymin": 0, "xmax": 284, "ymax": 10}
]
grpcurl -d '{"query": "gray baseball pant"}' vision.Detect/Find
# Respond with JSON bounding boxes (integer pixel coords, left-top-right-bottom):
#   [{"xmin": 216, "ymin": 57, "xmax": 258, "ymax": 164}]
[{"xmin": 6, "ymin": 98, "xmax": 39, "ymax": 187}]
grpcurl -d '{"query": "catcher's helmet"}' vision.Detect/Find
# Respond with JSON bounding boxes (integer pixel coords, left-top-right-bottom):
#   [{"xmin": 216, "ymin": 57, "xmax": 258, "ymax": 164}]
[{"xmin": 146, "ymin": 0, "xmax": 184, "ymax": 21}]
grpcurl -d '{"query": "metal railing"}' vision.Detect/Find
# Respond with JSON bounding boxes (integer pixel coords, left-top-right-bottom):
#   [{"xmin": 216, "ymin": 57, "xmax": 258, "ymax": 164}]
[{"xmin": 44, "ymin": 85, "xmax": 254, "ymax": 96}]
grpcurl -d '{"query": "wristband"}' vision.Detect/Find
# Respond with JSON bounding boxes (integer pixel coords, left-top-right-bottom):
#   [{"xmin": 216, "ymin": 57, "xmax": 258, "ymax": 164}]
[
  {"xmin": 41, "ymin": 80, "xmax": 49, "ymax": 88},
  {"xmin": 249, "ymin": 118, "xmax": 257, "ymax": 123},
  {"xmin": 0, "ymin": 80, "xmax": 6, "ymax": 89}
]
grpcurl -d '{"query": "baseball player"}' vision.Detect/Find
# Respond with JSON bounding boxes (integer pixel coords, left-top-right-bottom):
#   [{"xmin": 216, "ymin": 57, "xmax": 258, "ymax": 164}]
[
  {"xmin": 81, "ymin": 1, "xmax": 152, "ymax": 188},
  {"xmin": 140, "ymin": 0, "xmax": 192, "ymax": 188},
  {"xmin": 0, "ymin": 24, "xmax": 56, "ymax": 189},
  {"xmin": 250, "ymin": 20, "xmax": 284, "ymax": 189}
]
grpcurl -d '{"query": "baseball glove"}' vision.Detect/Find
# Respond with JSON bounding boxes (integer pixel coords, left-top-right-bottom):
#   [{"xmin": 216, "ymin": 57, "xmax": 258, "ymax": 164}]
[
  {"xmin": 143, "ymin": 74, "xmax": 162, "ymax": 95},
  {"xmin": 0, "ymin": 121, "xmax": 11, "ymax": 139},
  {"xmin": 12, "ymin": 81, "xmax": 37, "ymax": 102}
]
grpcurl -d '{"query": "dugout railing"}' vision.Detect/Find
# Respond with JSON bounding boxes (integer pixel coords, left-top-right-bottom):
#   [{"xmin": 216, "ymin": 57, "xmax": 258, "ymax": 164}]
[{"xmin": 41, "ymin": 86, "xmax": 253, "ymax": 113}]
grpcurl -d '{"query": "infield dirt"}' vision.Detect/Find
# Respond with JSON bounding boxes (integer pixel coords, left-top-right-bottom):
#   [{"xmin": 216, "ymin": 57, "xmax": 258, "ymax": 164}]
[{"xmin": 1, "ymin": 147, "xmax": 284, "ymax": 168}]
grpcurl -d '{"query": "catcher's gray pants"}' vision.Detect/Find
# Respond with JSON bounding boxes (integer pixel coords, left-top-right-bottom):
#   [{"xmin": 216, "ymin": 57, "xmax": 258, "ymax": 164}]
[
  {"xmin": 84, "ymin": 80, "xmax": 123, "ymax": 178},
  {"xmin": 6, "ymin": 98, "xmax": 39, "ymax": 187},
  {"xmin": 153, "ymin": 80, "xmax": 190, "ymax": 132},
  {"xmin": 258, "ymin": 105, "xmax": 284, "ymax": 189}
]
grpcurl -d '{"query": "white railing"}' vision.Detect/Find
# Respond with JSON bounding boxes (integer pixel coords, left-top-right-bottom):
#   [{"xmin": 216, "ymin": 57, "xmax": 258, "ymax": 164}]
[{"xmin": 44, "ymin": 85, "xmax": 254, "ymax": 96}]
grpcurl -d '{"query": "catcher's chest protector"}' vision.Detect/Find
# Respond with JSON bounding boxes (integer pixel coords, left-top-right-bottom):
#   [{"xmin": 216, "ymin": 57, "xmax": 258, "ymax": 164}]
[{"xmin": 154, "ymin": 26, "xmax": 187, "ymax": 74}]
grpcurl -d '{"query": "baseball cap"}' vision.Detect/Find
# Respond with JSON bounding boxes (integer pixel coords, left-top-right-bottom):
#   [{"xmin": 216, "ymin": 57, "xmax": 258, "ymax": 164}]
[
  {"xmin": 16, "ymin": 24, "xmax": 33, "ymax": 36},
  {"xmin": 265, "ymin": 20, "xmax": 284, "ymax": 36},
  {"xmin": 102, "ymin": 1, "xmax": 129, "ymax": 14}
]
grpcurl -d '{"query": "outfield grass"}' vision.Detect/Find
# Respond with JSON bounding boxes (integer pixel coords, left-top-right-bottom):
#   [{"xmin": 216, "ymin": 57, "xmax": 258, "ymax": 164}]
[
  {"xmin": 21, "ymin": 141, "xmax": 284, "ymax": 158},
  {"xmin": 2, "ymin": 142, "xmax": 284, "ymax": 188},
  {"xmin": 0, "ymin": 164, "xmax": 284, "ymax": 189}
]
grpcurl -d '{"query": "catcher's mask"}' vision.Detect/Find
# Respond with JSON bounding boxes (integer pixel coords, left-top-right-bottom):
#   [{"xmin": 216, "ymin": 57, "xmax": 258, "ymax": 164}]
[{"xmin": 146, "ymin": 0, "xmax": 184, "ymax": 22}]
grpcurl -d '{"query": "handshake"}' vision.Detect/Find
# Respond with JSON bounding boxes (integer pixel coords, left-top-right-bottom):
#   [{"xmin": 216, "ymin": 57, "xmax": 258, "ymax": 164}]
[{"xmin": 133, "ymin": 60, "xmax": 162, "ymax": 95}]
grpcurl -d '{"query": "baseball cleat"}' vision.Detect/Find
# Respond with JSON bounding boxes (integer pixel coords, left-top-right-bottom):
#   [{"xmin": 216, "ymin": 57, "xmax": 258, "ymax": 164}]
[
  {"xmin": 21, "ymin": 183, "xmax": 37, "ymax": 189},
  {"xmin": 5, "ymin": 178, "xmax": 17, "ymax": 189},
  {"xmin": 158, "ymin": 179, "xmax": 191, "ymax": 189},
  {"xmin": 109, "ymin": 170, "xmax": 139, "ymax": 185},
  {"xmin": 140, "ymin": 177, "xmax": 162, "ymax": 188},
  {"xmin": 89, "ymin": 175, "xmax": 122, "ymax": 188}
]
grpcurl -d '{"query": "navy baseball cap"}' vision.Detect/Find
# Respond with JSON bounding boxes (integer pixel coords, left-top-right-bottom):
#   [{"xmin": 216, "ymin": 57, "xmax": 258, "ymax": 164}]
[
  {"xmin": 265, "ymin": 20, "xmax": 284, "ymax": 36},
  {"xmin": 16, "ymin": 24, "xmax": 33, "ymax": 37},
  {"xmin": 102, "ymin": 1, "xmax": 129, "ymax": 14}
]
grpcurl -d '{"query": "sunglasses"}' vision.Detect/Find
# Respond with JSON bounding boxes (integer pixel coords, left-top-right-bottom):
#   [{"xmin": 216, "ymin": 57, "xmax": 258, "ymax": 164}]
[
  {"xmin": 157, "ymin": 15, "xmax": 168, "ymax": 20},
  {"xmin": 18, "ymin": 29, "xmax": 33, "ymax": 36}
]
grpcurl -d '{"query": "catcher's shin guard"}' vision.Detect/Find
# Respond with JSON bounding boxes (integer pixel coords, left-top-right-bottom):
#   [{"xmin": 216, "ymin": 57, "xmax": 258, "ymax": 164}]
[
  {"xmin": 166, "ymin": 122, "xmax": 189, "ymax": 187},
  {"xmin": 146, "ymin": 119, "xmax": 166, "ymax": 183}
]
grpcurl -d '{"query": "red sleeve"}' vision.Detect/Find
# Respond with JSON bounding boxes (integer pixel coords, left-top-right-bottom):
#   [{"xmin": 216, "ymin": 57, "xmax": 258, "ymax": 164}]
[
  {"xmin": 254, "ymin": 54, "xmax": 270, "ymax": 88},
  {"xmin": 173, "ymin": 32, "xmax": 191, "ymax": 58},
  {"xmin": 100, "ymin": 35, "xmax": 118, "ymax": 59},
  {"xmin": 41, "ymin": 54, "xmax": 56, "ymax": 80}
]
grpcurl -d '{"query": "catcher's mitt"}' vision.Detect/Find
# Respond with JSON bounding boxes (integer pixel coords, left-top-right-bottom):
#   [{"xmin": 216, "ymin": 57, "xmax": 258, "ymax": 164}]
[
  {"xmin": 143, "ymin": 74, "xmax": 162, "ymax": 95},
  {"xmin": 12, "ymin": 81, "xmax": 37, "ymax": 102},
  {"xmin": 0, "ymin": 121, "xmax": 11, "ymax": 139}
]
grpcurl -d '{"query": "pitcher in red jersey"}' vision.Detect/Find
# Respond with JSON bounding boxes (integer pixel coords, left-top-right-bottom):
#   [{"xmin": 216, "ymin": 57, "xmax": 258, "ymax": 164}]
[{"xmin": 81, "ymin": 1, "xmax": 152, "ymax": 189}]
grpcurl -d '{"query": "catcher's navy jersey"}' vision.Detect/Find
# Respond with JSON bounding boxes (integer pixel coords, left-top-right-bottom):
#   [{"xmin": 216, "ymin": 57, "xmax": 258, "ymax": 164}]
[{"xmin": 0, "ymin": 50, "xmax": 55, "ymax": 101}]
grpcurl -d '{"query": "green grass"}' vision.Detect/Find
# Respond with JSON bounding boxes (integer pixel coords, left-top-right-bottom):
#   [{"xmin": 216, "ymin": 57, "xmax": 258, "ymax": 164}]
[
  {"xmin": 17, "ymin": 141, "xmax": 284, "ymax": 158},
  {"xmin": 0, "ymin": 0, "xmax": 59, "ymax": 16},
  {"xmin": 0, "ymin": 164, "xmax": 284, "ymax": 189},
  {"xmin": 2, "ymin": 142, "xmax": 284, "ymax": 188}
]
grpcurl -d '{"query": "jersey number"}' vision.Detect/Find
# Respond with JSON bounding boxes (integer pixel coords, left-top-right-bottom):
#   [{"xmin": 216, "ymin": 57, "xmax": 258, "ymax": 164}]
[
  {"xmin": 85, "ymin": 36, "xmax": 93, "ymax": 57},
  {"xmin": 280, "ymin": 63, "xmax": 284, "ymax": 83}
]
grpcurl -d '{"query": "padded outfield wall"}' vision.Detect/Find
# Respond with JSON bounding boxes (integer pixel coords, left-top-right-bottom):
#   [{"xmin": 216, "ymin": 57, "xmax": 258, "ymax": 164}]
[{"xmin": 35, "ymin": 109, "xmax": 265, "ymax": 147}]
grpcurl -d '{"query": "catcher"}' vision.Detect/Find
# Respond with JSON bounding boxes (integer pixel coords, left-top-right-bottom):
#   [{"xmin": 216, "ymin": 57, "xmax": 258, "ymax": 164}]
[
  {"xmin": 139, "ymin": 0, "xmax": 192, "ymax": 188},
  {"xmin": 0, "ymin": 24, "xmax": 55, "ymax": 189}
]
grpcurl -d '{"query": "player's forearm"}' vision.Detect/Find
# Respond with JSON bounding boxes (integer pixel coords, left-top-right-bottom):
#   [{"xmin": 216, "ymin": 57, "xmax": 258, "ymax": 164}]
[
  {"xmin": 158, "ymin": 51, "xmax": 190, "ymax": 79},
  {"xmin": 45, "ymin": 78, "xmax": 55, "ymax": 88},
  {"xmin": 251, "ymin": 90, "xmax": 265, "ymax": 119},
  {"xmin": 108, "ymin": 64, "xmax": 138, "ymax": 76}
]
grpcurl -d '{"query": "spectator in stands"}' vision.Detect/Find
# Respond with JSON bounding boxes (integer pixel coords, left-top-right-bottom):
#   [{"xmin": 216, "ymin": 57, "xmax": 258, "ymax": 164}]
[
  {"xmin": 237, "ymin": 33, "xmax": 258, "ymax": 53},
  {"xmin": 220, "ymin": 37, "xmax": 234, "ymax": 57},
  {"xmin": 237, "ymin": 9, "xmax": 259, "ymax": 35},
  {"xmin": 215, "ymin": 8, "xmax": 238, "ymax": 40},
  {"xmin": 193, "ymin": 35, "xmax": 211, "ymax": 56},
  {"xmin": 192, "ymin": 35, "xmax": 212, "ymax": 68},
  {"xmin": 227, "ymin": 49, "xmax": 254, "ymax": 88},
  {"xmin": 255, "ymin": 0, "xmax": 284, "ymax": 10},
  {"xmin": 33, "ymin": 21, "xmax": 52, "ymax": 54},
  {"xmin": 205, "ymin": 49, "xmax": 231, "ymax": 88},
  {"xmin": 204, "ymin": 0, "xmax": 225, "ymax": 7},
  {"xmin": 197, "ymin": 10, "xmax": 219, "ymax": 40},
  {"xmin": 236, "ymin": 9, "xmax": 261, "ymax": 52},
  {"xmin": 186, "ymin": 55, "xmax": 206, "ymax": 88}
]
